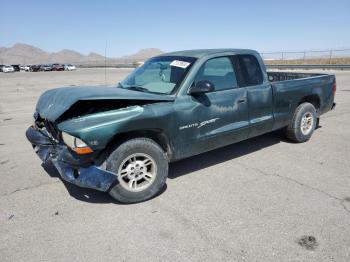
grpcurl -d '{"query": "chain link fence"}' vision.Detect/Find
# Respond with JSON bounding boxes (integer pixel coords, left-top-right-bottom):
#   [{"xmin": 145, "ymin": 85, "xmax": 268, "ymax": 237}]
[{"xmin": 261, "ymin": 49, "xmax": 350, "ymax": 65}]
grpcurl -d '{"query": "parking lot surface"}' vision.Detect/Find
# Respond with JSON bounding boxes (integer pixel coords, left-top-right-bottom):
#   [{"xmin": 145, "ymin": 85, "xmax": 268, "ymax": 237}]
[{"xmin": 0, "ymin": 69, "xmax": 349, "ymax": 261}]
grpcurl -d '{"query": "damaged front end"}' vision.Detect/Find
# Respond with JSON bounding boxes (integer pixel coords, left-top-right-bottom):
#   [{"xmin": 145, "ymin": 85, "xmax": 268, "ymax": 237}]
[
  {"xmin": 25, "ymin": 123, "xmax": 118, "ymax": 192},
  {"xmin": 26, "ymin": 85, "xmax": 175, "ymax": 192}
]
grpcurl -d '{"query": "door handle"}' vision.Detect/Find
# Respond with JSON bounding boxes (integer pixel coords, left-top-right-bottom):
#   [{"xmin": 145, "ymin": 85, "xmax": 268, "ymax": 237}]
[{"xmin": 237, "ymin": 99, "xmax": 246, "ymax": 104}]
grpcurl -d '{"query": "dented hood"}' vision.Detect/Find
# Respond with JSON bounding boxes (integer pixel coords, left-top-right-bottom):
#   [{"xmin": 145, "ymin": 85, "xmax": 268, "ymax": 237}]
[{"xmin": 36, "ymin": 86, "xmax": 175, "ymax": 121}]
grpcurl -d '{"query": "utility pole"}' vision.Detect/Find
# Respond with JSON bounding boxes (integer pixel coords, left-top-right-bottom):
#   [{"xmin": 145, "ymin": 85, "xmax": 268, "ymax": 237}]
[
  {"xmin": 105, "ymin": 40, "xmax": 107, "ymax": 85},
  {"xmin": 329, "ymin": 50, "xmax": 333, "ymax": 65}
]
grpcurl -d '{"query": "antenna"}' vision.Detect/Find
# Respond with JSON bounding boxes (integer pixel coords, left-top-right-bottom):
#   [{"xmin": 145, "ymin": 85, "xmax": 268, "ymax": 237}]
[{"xmin": 104, "ymin": 40, "xmax": 107, "ymax": 86}]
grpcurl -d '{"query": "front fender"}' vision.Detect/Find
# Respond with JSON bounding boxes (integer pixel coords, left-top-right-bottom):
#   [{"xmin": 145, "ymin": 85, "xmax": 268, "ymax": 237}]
[
  {"xmin": 58, "ymin": 106, "xmax": 144, "ymax": 150},
  {"xmin": 57, "ymin": 103, "xmax": 174, "ymax": 151}
]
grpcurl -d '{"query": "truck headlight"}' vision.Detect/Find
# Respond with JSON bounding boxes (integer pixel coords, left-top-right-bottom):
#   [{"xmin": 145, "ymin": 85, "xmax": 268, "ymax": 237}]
[{"xmin": 61, "ymin": 132, "xmax": 93, "ymax": 154}]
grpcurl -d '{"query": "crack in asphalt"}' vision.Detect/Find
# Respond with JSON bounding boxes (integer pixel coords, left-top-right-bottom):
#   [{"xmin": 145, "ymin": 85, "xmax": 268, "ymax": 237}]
[
  {"xmin": 0, "ymin": 180, "xmax": 60, "ymax": 198},
  {"xmin": 157, "ymin": 201, "xmax": 243, "ymax": 260},
  {"xmin": 2, "ymin": 162, "xmax": 349, "ymax": 216},
  {"xmin": 236, "ymin": 162, "xmax": 350, "ymax": 215}
]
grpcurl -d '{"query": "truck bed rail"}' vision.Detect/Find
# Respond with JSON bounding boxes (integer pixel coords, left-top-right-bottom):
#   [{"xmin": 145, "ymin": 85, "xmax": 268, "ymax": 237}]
[{"xmin": 266, "ymin": 64, "xmax": 350, "ymax": 70}]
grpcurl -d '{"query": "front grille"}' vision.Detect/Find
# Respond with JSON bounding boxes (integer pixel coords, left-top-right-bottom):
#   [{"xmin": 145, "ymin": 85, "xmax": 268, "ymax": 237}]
[
  {"xmin": 34, "ymin": 112, "xmax": 60, "ymax": 142},
  {"xmin": 44, "ymin": 120, "xmax": 60, "ymax": 141}
]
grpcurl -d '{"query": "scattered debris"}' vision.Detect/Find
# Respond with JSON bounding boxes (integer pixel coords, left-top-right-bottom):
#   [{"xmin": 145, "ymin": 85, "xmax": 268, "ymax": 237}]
[
  {"xmin": 151, "ymin": 210, "xmax": 158, "ymax": 213},
  {"xmin": 0, "ymin": 160, "xmax": 10, "ymax": 165},
  {"xmin": 3, "ymin": 118, "xmax": 12, "ymax": 121},
  {"xmin": 0, "ymin": 143, "xmax": 5, "ymax": 146},
  {"xmin": 297, "ymin": 235, "xmax": 318, "ymax": 250},
  {"xmin": 54, "ymin": 211, "xmax": 59, "ymax": 216},
  {"xmin": 344, "ymin": 197, "xmax": 350, "ymax": 202},
  {"xmin": 8, "ymin": 214, "xmax": 14, "ymax": 220}
]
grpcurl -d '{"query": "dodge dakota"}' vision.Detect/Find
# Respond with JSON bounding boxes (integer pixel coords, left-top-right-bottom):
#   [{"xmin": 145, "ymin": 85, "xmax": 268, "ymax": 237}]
[{"xmin": 26, "ymin": 49, "xmax": 336, "ymax": 203}]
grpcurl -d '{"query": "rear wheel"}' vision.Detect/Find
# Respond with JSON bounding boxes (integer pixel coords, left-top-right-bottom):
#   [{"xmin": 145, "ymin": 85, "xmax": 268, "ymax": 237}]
[
  {"xmin": 107, "ymin": 138, "xmax": 168, "ymax": 204},
  {"xmin": 286, "ymin": 102, "xmax": 317, "ymax": 143}
]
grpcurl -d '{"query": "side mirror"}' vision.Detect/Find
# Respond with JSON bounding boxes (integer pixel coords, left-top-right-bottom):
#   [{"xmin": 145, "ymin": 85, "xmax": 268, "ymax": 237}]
[{"xmin": 188, "ymin": 80, "xmax": 215, "ymax": 95}]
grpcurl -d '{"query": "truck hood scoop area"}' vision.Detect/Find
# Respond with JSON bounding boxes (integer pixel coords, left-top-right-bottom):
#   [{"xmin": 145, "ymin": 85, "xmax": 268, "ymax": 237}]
[{"xmin": 36, "ymin": 86, "xmax": 175, "ymax": 122}]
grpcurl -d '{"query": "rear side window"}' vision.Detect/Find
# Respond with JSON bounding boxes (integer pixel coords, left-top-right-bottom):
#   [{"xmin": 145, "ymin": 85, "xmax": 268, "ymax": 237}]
[
  {"xmin": 234, "ymin": 55, "xmax": 263, "ymax": 86},
  {"xmin": 194, "ymin": 57, "xmax": 237, "ymax": 91}
]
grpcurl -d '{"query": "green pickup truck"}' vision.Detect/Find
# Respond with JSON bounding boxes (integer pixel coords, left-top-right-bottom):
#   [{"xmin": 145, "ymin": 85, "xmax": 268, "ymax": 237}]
[{"xmin": 26, "ymin": 49, "xmax": 336, "ymax": 203}]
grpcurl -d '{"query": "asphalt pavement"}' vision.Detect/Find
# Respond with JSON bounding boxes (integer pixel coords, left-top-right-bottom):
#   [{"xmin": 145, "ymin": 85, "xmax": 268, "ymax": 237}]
[{"xmin": 0, "ymin": 69, "xmax": 349, "ymax": 261}]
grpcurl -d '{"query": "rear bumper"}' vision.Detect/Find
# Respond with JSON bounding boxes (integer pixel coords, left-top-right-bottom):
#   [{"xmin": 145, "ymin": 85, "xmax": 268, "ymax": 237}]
[{"xmin": 26, "ymin": 126, "xmax": 117, "ymax": 192}]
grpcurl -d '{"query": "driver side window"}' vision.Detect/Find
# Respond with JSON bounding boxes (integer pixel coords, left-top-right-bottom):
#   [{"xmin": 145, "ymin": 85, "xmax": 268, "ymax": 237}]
[{"xmin": 194, "ymin": 57, "xmax": 238, "ymax": 91}]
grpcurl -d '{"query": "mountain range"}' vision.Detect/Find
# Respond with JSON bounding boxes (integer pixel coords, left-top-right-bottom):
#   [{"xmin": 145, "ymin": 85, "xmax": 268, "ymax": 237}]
[{"xmin": 0, "ymin": 43, "xmax": 163, "ymax": 64}]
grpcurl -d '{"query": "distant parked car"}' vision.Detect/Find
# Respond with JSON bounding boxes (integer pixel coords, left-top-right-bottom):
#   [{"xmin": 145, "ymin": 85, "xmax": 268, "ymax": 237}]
[
  {"xmin": 19, "ymin": 65, "xmax": 26, "ymax": 70},
  {"xmin": 51, "ymin": 64, "xmax": 65, "ymax": 71},
  {"xmin": 24, "ymin": 65, "xmax": 32, "ymax": 71},
  {"xmin": 29, "ymin": 65, "xmax": 41, "ymax": 72},
  {"xmin": 12, "ymin": 65, "xmax": 20, "ymax": 72},
  {"xmin": 64, "ymin": 64, "xmax": 76, "ymax": 71},
  {"xmin": 0, "ymin": 65, "xmax": 4, "ymax": 72},
  {"xmin": 2, "ymin": 65, "xmax": 15, "ymax": 73},
  {"xmin": 39, "ymin": 64, "xmax": 52, "ymax": 71}
]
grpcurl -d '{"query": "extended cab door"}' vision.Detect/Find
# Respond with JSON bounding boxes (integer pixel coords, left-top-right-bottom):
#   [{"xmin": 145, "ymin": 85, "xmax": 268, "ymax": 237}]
[
  {"xmin": 174, "ymin": 56, "xmax": 250, "ymax": 158},
  {"xmin": 232, "ymin": 55, "xmax": 274, "ymax": 138}
]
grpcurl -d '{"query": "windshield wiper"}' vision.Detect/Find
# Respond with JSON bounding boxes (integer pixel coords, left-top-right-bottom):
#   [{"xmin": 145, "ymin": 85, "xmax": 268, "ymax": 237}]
[
  {"xmin": 126, "ymin": 86, "xmax": 150, "ymax": 93},
  {"xmin": 118, "ymin": 83, "xmax": 164, "ymax": 95},
  {"xmin": 117, "ymin": 83, "xmax": 146, "ymax": 92}
]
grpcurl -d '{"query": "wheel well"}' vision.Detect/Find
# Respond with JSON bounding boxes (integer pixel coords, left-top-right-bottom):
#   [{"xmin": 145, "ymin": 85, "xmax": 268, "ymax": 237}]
[
  {"xmin": 299, "ymin": 95, "xmax": 321, "ymax": 110},
  {"xmin": 105, "ymin": 129, "xmax": 173, "ymax": 158}
]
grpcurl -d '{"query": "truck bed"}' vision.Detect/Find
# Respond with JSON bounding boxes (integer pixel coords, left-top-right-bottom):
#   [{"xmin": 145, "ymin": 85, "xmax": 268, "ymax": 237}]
[
  {"xmin": 267, "ymin": 71, "xmax": 327, "ymax": 82},
  {"xmin": 267, "ymin": 71, "xmax": 335, "ymax": 132}
]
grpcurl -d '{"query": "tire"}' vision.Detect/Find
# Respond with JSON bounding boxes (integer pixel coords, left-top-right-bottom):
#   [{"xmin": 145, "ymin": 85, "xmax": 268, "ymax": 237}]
[
  {"xmin": 107, "ymin": 138, "xmax": 168, "ymax": 204},
  {"xmin": 286, "ymin": 102, "xmax": 317, "ymax": 143}
]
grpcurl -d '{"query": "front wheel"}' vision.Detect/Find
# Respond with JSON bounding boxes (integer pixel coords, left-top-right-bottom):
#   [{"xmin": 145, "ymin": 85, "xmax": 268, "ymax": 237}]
[
  {"xmin": 107, "ymin": 138, "xmax": 168, "ymax": 204},
  {"xmin": 286, "ymin": 102, "xmax": 317, "ymax": 143}
]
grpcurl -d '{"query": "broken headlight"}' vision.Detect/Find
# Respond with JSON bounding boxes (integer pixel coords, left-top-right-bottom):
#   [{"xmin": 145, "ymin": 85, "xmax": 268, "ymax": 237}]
[{"xmin": 61, "ymin": 132, "xmax": 93, "ymax": 154}]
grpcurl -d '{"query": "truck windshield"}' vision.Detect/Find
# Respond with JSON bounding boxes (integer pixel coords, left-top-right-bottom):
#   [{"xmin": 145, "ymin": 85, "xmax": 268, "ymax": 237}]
[{"xmin": 118, "ymin": 56, "xmax": 196, "ymax": 94}]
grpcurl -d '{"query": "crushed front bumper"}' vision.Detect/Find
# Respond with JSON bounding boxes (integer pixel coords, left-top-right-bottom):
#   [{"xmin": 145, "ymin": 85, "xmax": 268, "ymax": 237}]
[{"xmin": 26, "ymin": 126, "xmax": 117, "ymax": 191}]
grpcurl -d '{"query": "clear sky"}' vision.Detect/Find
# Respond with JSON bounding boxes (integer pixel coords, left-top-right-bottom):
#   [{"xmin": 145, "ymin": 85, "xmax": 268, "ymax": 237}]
[{"xmin": 1, "ymin": 0, "xmax": 350, "ymax": 57}]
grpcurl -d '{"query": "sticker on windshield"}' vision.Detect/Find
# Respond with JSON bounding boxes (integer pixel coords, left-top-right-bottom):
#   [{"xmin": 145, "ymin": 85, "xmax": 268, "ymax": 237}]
[{"xmin": 170, "ymin": 60, "xmax": 191, "ymax": 69}]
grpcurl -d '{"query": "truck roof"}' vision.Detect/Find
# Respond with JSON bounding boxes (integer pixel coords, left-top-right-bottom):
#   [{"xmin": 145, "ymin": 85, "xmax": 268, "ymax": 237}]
[{"xmin": 159, "ymin": 49, "xmax": 259, "ymax": 58}]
